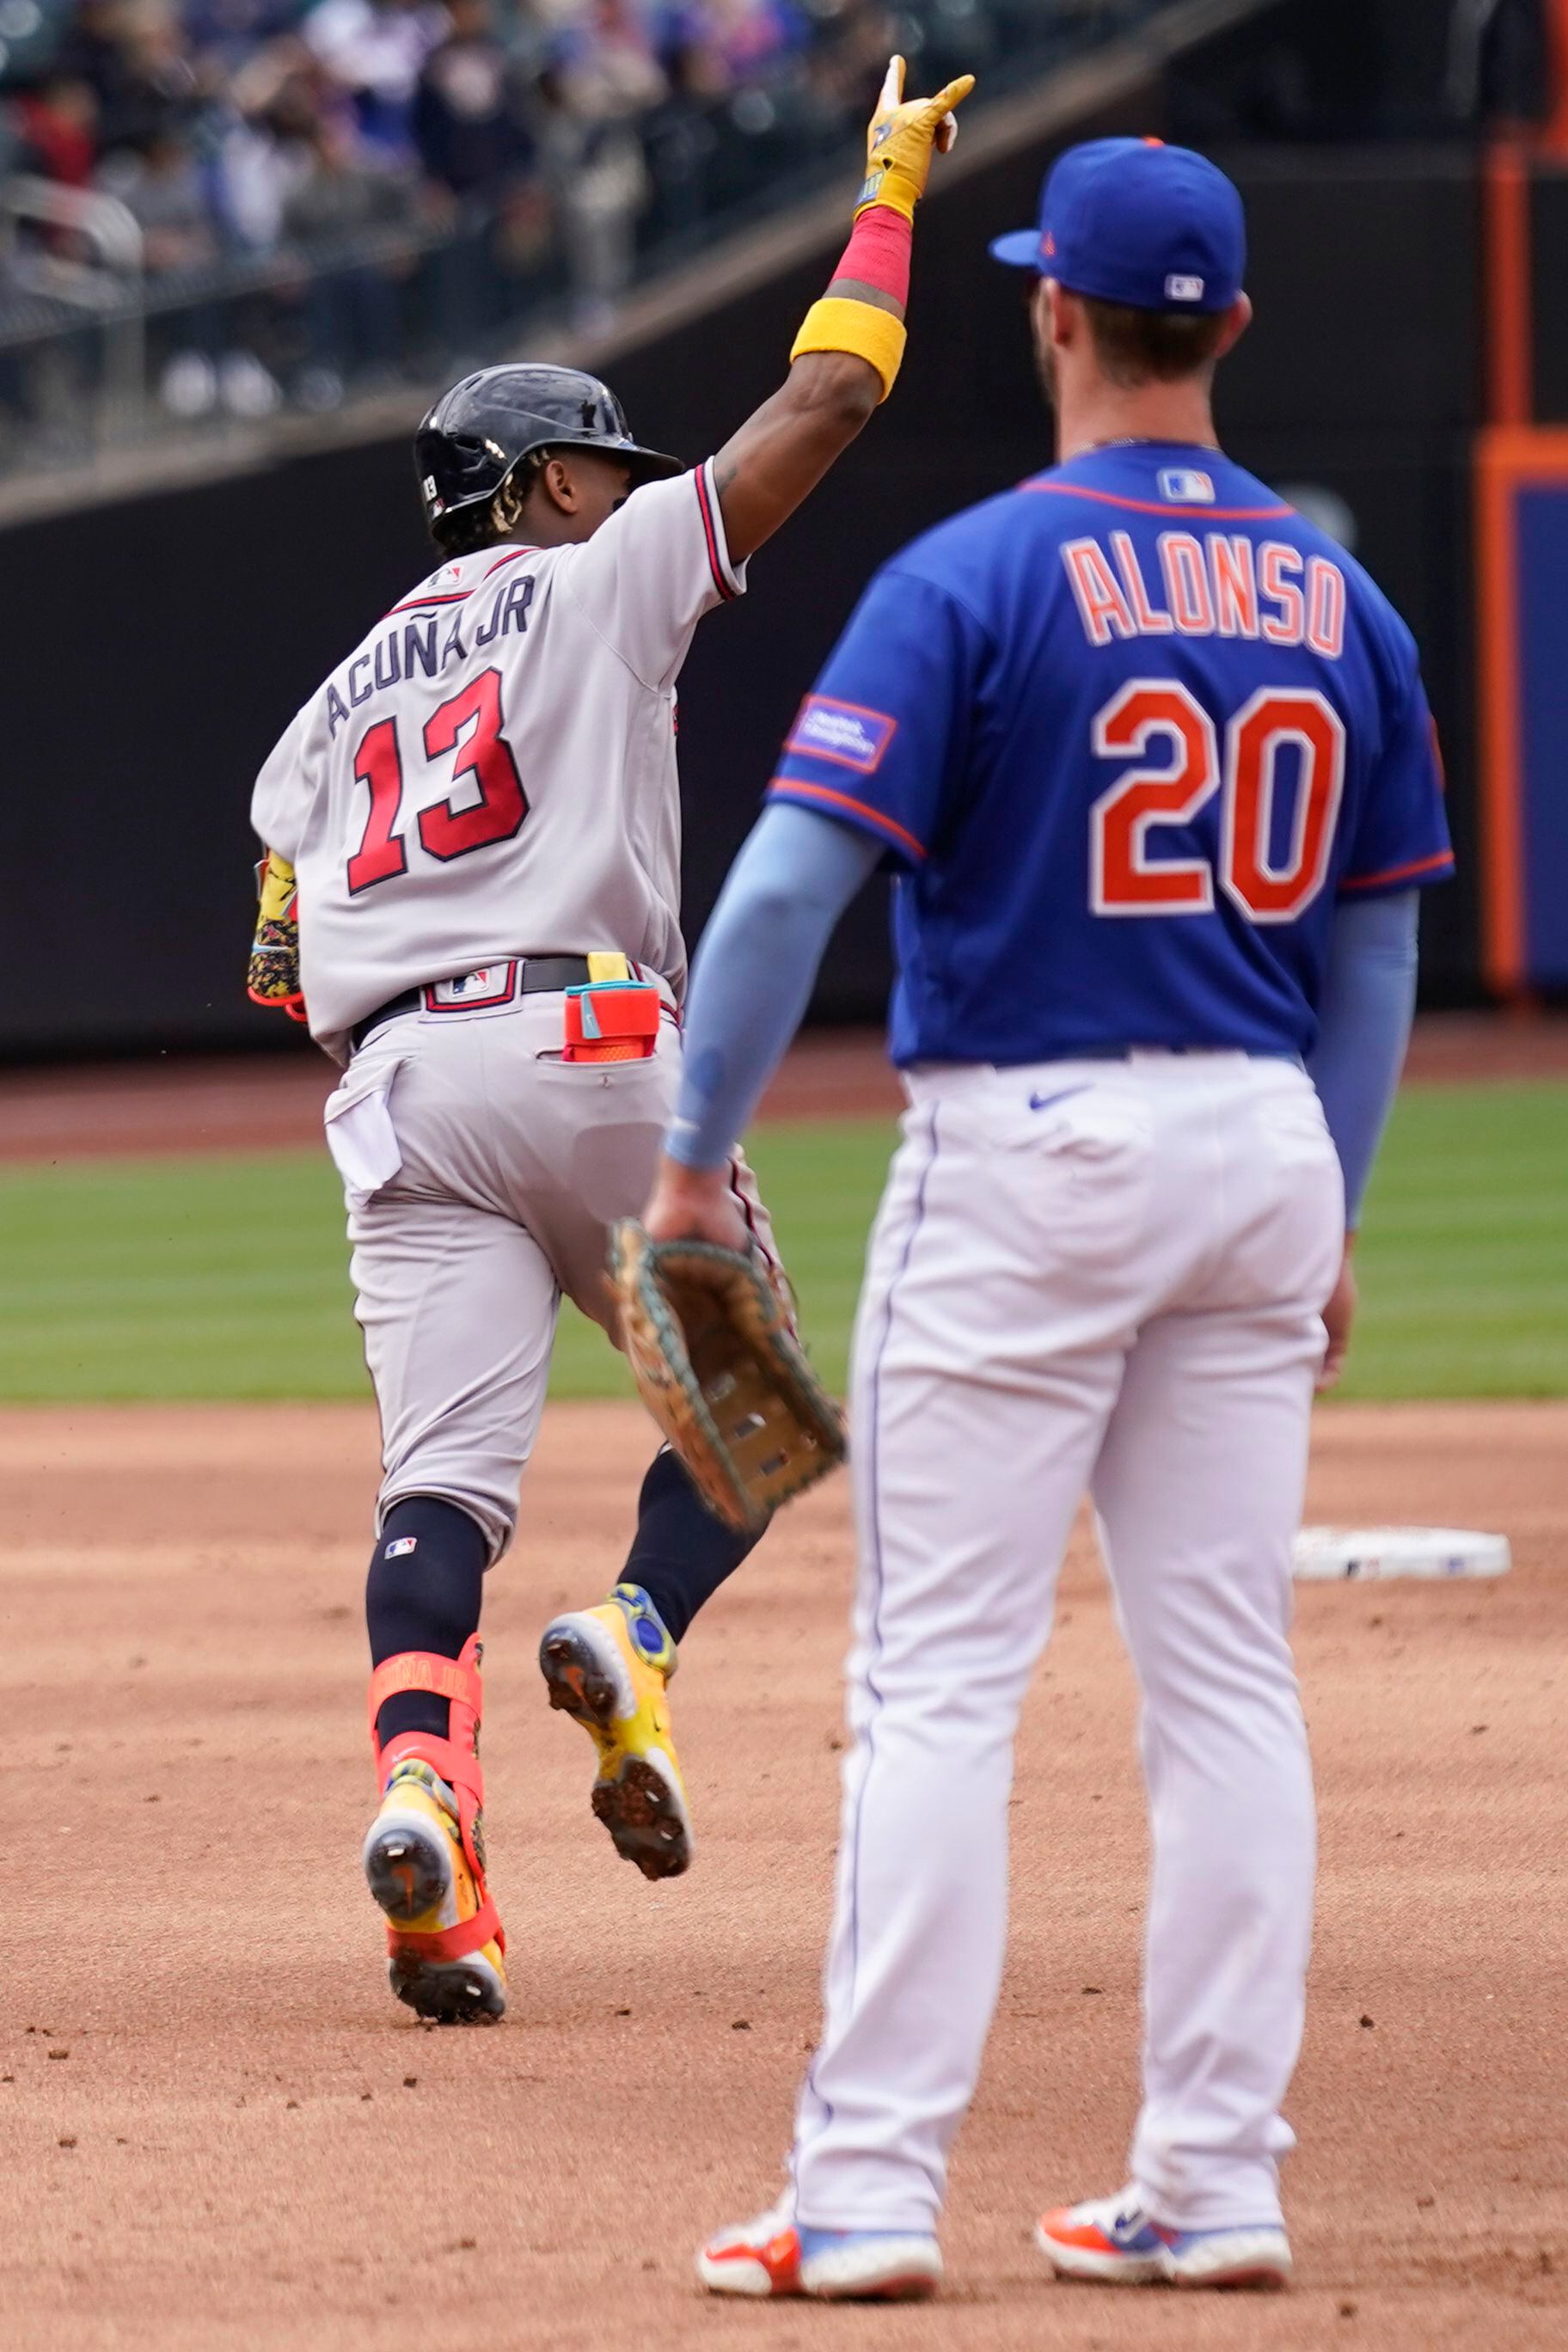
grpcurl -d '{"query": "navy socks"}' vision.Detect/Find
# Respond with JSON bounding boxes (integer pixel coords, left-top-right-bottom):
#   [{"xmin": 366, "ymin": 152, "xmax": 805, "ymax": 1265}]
[
  {"xmin": 364, "ymin": 1451, "xmax": 758, "ymax": 1757},
  {"xmin": 619, "ymin": 1445, "xmax": 759, "ymax": 1646},
  {"xmin": 366, "ymin": 1496, "xmax": 487, "ymax": 1749}
]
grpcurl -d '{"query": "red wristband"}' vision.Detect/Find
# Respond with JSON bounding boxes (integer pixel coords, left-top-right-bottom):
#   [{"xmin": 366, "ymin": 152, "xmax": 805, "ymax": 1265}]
[{"xmin": 829, "ymin": 202, "xmax": 912, "ymax": 309}]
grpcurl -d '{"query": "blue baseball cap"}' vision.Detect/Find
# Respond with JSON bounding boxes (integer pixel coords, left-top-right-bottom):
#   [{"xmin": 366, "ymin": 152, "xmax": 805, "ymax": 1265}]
[{"xmin": 989, "ymin": 137, "xmax": 1245, "ymax": 314}]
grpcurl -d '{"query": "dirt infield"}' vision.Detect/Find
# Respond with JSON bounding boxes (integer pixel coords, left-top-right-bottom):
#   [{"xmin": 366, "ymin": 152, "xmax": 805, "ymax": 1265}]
[
  {"xmin": 2, "ymin": 1011, "xmax": 1566, "ymax": 1161},
  {"xmin": 1, "ymin": 1398, "xmax": 1563, "ymax": 2350}
]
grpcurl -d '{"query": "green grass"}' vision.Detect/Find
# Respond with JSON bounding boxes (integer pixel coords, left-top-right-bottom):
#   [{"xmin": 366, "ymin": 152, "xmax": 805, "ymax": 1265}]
[
  {"xmin": 1336, "ymin": 1082, "xmax": 1568, "ymax": 1400},
  {"xmin": 0, "ymin": 1082, "xmax": 1563, "ymax": 1403}
]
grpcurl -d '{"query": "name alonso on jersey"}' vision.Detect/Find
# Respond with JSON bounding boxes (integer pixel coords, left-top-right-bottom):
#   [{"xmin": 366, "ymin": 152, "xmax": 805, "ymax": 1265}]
[
  {"xmin": 325, "ymin": 571, "xmax": 536, "ymax": 738},
  {"xmin": 1062, "ymin": 531, "xmax": 1345, "ymax": 658}
]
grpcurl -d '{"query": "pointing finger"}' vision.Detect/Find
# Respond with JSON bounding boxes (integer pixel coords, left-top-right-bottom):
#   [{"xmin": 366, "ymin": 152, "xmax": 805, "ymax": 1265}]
[
  {"xmin": 929, "ymin": 72, "xmax": 976, "ymax": 118},
  {"xmin": 879, "ymin": 53, "xmax": 905, "ymax": 114}
]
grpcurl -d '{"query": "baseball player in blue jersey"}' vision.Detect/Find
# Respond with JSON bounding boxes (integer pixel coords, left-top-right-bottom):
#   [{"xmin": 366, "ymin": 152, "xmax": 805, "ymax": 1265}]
[{"xmin": 635, "ymin": 139, "xmax": 1453, "ymax": 2301}]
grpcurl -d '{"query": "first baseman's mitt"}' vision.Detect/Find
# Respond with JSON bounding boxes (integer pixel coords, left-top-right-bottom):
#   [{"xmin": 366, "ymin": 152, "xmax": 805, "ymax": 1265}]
[{"xmin": 610, "ymin": 1222, "xmax": 847, "ymax": 1535}]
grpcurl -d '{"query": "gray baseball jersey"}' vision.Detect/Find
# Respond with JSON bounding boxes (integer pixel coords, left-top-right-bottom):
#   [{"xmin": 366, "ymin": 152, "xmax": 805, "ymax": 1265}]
[{"xmin": 251, "ymin": 459, "xmax": 746, "ymax": 1061}]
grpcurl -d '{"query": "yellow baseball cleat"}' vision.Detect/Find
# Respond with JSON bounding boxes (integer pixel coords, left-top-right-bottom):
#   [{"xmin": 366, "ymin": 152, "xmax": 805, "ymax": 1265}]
[
  {"xmin": 538, "ymin": 1583, "xmax": 691, "ymax": 1878},
  {"xmin": 363, "ymin": 1638, "xmax": 507, "ymax": 2022}
]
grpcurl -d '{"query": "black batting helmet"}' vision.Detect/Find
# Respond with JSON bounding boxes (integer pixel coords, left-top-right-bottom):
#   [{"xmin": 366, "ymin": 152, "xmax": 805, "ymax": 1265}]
[{"xmin": 414, "ymin": 363, "xmax": 682, "ymax": 547}]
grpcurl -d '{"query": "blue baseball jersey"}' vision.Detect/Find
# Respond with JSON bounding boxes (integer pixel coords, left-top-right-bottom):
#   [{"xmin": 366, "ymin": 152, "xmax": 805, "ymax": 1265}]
[{"xmin": 769, "ymin": 444, "xmax": 1453, "ymax": 1066}]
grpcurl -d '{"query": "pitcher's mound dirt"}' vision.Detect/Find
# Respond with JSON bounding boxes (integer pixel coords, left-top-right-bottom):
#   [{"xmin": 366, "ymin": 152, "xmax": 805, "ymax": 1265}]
[{"xmin": 0, "ymin": 1400, "xmax": 1563, "ymax": 2350}]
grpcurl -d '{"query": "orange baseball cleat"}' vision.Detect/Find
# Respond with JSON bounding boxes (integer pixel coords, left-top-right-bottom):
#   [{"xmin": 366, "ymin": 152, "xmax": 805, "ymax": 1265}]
[
  {"xmin": 362, "ymin": 1637, "xmax": 506, "ymax": 2022},
  {"xmin": 696, "ymin": 2202, "xmax": 942, "ymax": 2301}
]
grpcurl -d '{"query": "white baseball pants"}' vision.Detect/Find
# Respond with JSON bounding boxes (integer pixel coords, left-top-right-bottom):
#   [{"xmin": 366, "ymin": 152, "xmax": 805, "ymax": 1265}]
[
  {"xmin": 790, "ymin": 1051, "xmax": 1344, "ymax": 2236},
  {"xmin": 322, "ymin": 995, "xmax": 777, "ymax": 1560}
]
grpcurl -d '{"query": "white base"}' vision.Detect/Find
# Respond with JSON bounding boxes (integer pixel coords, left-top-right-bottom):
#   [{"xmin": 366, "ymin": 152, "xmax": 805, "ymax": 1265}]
[{"xmin": 1293, "ymin": 1525, "xmax": 1511, "ymax": 1583}]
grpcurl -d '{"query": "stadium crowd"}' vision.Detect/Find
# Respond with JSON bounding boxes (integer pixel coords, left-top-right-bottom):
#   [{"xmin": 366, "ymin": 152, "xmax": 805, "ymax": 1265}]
[{"xmin": 0, "ymin": 0, "xmax": 1020, "ymax": 420}]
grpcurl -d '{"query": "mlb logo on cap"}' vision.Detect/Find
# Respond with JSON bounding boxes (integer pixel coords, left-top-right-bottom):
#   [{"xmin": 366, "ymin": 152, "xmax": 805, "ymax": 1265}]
[{"xmin": 989, "ymin": 137, "xmax": 1245, "ymax": 315}]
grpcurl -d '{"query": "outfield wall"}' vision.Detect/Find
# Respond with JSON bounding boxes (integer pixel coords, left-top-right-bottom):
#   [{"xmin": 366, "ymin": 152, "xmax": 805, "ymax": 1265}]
[{"xmin": 6, "ymin": 111, "xmax": 1499, "ymax": 1057}]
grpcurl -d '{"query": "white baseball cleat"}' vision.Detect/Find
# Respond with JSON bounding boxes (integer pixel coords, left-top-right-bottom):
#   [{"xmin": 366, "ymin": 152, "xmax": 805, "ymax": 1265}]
[
  {"xmin": 697, "ymin": 2200, "xmax": 943, "ymax": 2300},
  {"xmin": 1035, "ymin": 2190, "xmax": 1292, "ymax": 2290}
]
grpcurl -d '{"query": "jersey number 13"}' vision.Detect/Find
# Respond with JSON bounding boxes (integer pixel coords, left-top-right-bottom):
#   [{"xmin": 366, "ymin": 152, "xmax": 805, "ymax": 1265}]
[
  {"xmin": 347, "ymin": 669, "xmax": 527, "ymax": 894},
  {"xmin": 1089, "ymin": 681, "xmax": 1344, "ymax": 923}
]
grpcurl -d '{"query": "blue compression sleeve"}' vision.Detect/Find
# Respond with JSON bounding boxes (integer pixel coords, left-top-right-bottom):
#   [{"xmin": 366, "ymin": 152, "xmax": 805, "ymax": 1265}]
[
  {"xmin": 1307, "ymin": 890, "xmax": 1418, "ymax": 1228},
  {"xmin": 669, "ymin": 800, "xmax": 884, "ymax": 1168}
]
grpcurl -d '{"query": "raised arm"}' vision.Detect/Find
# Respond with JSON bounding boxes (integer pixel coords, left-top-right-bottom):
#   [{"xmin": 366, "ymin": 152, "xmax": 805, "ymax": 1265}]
[{"xmin": 712, "ymin": 55, "xmax": 974, "ymax": 567}]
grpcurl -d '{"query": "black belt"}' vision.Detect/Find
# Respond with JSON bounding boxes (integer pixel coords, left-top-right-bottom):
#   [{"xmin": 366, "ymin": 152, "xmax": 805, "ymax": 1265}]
[
  {"xmin": 1053, "ymin": 1044, "xmax": 1300, "ymax": 1063},
  {"xmin": 1059, "ymin": 1043, "xmax": 1207, "ymax": 1061},
  {"xmin": 351, "ymin": 956, "xmax": 597, "ymax": 1055}
]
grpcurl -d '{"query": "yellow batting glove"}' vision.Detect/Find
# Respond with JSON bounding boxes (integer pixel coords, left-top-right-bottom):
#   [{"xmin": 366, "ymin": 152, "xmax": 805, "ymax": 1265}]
[
  {"xmin": 247, "ymin": 848, "xmax": 307, "ymax": 1021},
  {"xmin": 855, "ymin": 53, "xmax": 976, "ymax": 222},
  {"xmin": 255, "ymin": 848, "xmax": 297, "ymax": 931}
]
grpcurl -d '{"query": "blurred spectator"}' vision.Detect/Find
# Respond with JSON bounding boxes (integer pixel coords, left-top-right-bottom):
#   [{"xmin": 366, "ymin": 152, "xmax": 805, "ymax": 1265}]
[
  {"xmin": 97, "ymin": 119, "xmax": 217, "ymax": 268},
  {"xmin": 528, "ymin": 4, "xmax": 665, "ymax": 327},
  {"xmin": 282, "ymin": 110, "xmax": 414, "ymax": 395},
  {"xmin": 656, "ymin": 0, "xmax": 805, "ymax": 89},
  {"xmin": 14, "ymin": 71, "xmax": 99, "ymax": 182},
  {"xmin": 96, "ymin": 119, "xmax": 227, "ymax": 414},
  {"xmin": 0, "ymin": 0, "xmax": 1055, "ymax": 449},
  {"xmin": 303, "ymin": 0, "xmax": 449, "ymax": 157},
  {"xmin": 413, "ymin": 0, "xmax": 532, "ymax": 198},
  {"xmin": 51, "ymin": 1, "xmax": 141, "ymax": 141},
  {"xmin": 554, "ymin": 108, "xmax": 646, "ymax": 325},
  {"xmin": 184, "ymin": 0, "xmax": 304, "ymax": 73},
  {"xmin": 209, "ymin": 66, "xmax": 319, "ymax": 249},
  {"xmin": 282, "ymin": 106, "xmax": 415, "ymax": 243},
  {"xmin": 58, "ymin": 0, "xmax": 202, "ymax": 154},
  {"xmin": 552, "ymin": 1, "xmax": 666, "ymax": 124},
  {"xmin": 413, "ymin": 0, "xmax": 542, "ymax": 353}
]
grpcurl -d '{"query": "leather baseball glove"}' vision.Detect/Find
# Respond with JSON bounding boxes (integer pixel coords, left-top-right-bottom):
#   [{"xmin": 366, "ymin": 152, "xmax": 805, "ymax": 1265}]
[{"xmin": 609, "ymin": 1222, "xmax": 847, "ymax": 1535}]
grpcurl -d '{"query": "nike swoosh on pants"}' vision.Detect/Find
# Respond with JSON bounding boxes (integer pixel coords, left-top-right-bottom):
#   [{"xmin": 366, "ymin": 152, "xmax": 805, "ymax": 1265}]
[{"xmin": 1028, "ymin": 1084, "xmax": 1093, "ymax": 1114}]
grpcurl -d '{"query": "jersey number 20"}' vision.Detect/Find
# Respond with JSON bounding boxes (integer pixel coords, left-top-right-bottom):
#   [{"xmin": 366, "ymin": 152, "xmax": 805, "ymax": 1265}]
[
  {"xmin": 1090, "ymin": 681, "xmax": 1344, "ymax": 923},
  {"xmin": 348, "ymin": 669, "xmax": 527, "ymax": 894}
]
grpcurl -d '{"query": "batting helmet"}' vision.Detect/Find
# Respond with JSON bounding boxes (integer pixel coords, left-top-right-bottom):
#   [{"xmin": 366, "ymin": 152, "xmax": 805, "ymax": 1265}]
[{"xmin": 414, "ymin": 364, "xmax": 682, "ymax": 546}]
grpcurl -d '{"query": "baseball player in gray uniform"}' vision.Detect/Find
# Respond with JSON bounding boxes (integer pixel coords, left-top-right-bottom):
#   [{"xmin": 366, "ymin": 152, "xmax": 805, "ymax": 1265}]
[{"xmin": 246, "ymin": 57, "xmax": 973, "ymax": 2024}]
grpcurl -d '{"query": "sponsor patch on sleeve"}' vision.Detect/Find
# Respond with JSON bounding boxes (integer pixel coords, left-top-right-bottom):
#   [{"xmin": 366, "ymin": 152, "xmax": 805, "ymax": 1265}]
[{"xmin": 784, "ymin": 695, "xmax": 898, "ymax": 775}]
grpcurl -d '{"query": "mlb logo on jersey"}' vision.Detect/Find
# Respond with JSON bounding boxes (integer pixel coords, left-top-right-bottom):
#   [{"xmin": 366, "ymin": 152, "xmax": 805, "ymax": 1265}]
[
  {"xmin": 1159, "ymin": 468, "xmax": 1215, "ymax": 505},
  {"xmin": 786, "ymin": 695, "xmax": 897, "ymax": 775}
]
